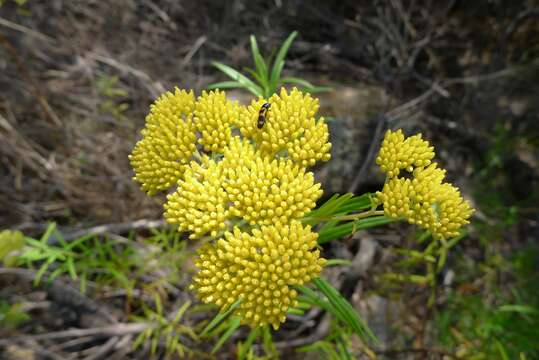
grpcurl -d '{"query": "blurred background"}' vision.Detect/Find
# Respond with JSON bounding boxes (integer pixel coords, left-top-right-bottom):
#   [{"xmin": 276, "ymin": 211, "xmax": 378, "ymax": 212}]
[{"xmin": 0, "ymin": 0, "xmax": 538, "ymax": 359}]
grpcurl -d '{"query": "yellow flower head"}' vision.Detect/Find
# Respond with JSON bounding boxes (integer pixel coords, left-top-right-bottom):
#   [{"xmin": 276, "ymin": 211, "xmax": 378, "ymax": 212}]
[
  {"xmin": 220, "ymin": 136, "xmax": 257, "ymax": 172},
  {"xmin": 376, "ymin": 129, "xmax": 434, "ymax": 178},
  {"xmin": 194, "ymin": 90, "xmax": 239, "ymax": 152},
  {"xmin": 164, "ymin": 158, "xmax": 229, "ymax": 239},
  {"xmin": 191, "ymin": 221, "xmax": 326, "ymax": 329},
  {"xmin": 129, "ymin": 88, "xmax": 197, "ymax": 195},
  {"xmin": 237, "ymin": 87, "xmax": 331, "ymax": 167},
  {"xmin": 224, "ymin": 156, "xmax": 322, "ymax": 226},
  {"xmin": 378, "ymin": 163, "xmax": 474, "ymax": 238}
]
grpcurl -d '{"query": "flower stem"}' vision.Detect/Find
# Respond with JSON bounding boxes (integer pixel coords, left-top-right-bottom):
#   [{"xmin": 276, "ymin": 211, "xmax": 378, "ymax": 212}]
[{"xmin": 331, "ymin": 209, "xmax": 385, "ymax": 221}]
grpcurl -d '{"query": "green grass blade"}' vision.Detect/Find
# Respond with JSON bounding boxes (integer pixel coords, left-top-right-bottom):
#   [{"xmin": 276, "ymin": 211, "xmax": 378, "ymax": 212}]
[
  {"xmin": 201, "ymin": 299, "xmax": 242, "ymax": 337},
  {"xmin": 211, "ymin": 316, "xmax": 241, "ymax": 354},
  {"xmin": 40, "ymin": 223, "xmax": 56, "ymax": 243},
  {"xmin": 212, "ymin": 61, "xmax": 263, "ymax": 97},
  {"xmin": 269, "ymin": 31, "xmax": 298, "ymax": 92}
]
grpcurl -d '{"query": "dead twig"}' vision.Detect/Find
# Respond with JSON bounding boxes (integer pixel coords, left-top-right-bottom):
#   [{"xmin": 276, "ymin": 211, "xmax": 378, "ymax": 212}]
[
  {"xmin": 87, "ymin": 52, "xmax": 165, "ymax": 98},
  {"xmin": 50, "ymin": 218, "xmax": 167, "ymax": 244},
  {"xmin": 0, "ymin": 17, "xmax": 57, "ymax": 43},
  {"xmin": 348, "ymin": 114, "xmax": 388, "ymax": 193},
  {"xmin": 81, "ymin": 336, "xmax": 120, "ymax": 360},
  {"xmin": 0, "ymin": 268, "xmax": 117, "ymax": 323},
  {"xmin": 0, "ymin": 323, "xmax": 149, "ymax": 345},
  {"xmin": 0, "ymin": 33, "xmax": 62, "ymax": 126}
]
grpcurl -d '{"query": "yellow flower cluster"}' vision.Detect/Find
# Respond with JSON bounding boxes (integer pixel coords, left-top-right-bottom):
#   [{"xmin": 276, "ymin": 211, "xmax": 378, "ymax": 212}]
[
  {"xmin": 237, "ymin": 88, "xmax": 331, "ymax": 167},
  {"xmin": 191, "ymin": 221, "xmax": 326, "ymax": 329},
  {"xmin": 376, "ymin": 129, "xmax": 434, "ymax": 178},
  {"xmin": 376, "ymin": 130, "xmax": 473, "ymax": 239},
  {"xmin": 194, "ymin": 90, "xmax": 239, "ymax": 152},
  {"xmin": 129, "ymin": 87, "xmax": 331, "ymax": 329},
  {"xmin": 129, "ymin": 88, "xmax": 197, "ymax": 195},
  {"xmin": 224, "ymin": 156, "xmax": 322, "ymax": 226},
  {"xmin": 164, "ymin": 159, "xmax": 229, "ymax": 239}
]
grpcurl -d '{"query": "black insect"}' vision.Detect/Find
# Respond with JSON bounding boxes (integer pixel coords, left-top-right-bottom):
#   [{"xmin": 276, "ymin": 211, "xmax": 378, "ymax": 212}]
[{"xmin": 257, "ymin": 102, "xmax": 271, "ymax": 129}]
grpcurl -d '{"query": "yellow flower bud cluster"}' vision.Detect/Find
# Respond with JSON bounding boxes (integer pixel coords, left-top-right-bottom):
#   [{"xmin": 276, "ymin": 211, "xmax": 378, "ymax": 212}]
[
  {"xmin": 376, "ymin": 129, "xmax": 434, "ymax": 178},
  {"xmin": 129, "ymin": 87, "xmax": 330, "ymax": 329},
  {"xmin": 194, "ymin": 90, "xmax": 239, "ymax": 152},
  {"xmin": 164, "ymin": 159, "xmax": 229, "ymax": 239},
  {"xmin": 129, "ymin": 88, "xmax": 197, "ymax": 195},
  {"xmin": 376, "ymin": 130, "xmax": 474, "ymax": 239},
  {"xmin": 191, "ymin": 221, "xmax": 326, "ymax": 329},
  {"xmin": 224, "ymin": 156, "xmax": 322, "ymax": 226},
  {"xmin": 237, "ymin": 88, "xmax": 332, "ymax": 167}
]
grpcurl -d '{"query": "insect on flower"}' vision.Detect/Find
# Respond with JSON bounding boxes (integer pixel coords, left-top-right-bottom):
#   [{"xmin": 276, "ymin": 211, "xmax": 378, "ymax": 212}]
[{"xmin": 257, "ymin": 102, "xmax": 271, "ymax": 129}]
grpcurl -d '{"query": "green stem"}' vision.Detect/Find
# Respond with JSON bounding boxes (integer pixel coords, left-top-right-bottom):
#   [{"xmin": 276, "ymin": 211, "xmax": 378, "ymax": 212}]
[
  {"xmin": 303, "ymin": 209, "xmax": 385, "ymax": 223},
  {"xmin": 331, "ymin": 209, "xmax": 385, "ymax": 222}
]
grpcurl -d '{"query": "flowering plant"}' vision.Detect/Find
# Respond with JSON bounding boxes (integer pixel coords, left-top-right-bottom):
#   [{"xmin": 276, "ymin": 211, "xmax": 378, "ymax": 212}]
[{"xmin": 129, "ymin": 85, "xmax": 473, "ymax": 340}]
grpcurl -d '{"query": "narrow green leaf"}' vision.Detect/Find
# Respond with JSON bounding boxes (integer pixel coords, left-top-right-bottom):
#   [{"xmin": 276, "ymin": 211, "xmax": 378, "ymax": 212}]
[
  {"xmin": 318, "ymin": 216, "xmax": 395, "ymax": 244},
  {"xmin": 207, "ymin": 81, "xmax": 246, "ymax": 91},
  {"xmin": 173, "ymin": 301, "xmax": 191, "ymax": 323},
  {"xmin": 246, "ymin": 68, "xmax": 265, "ymax": 87},
  {"xmin": 66, "ymin": 257, "xmax": 77, "ymax": 280},
  {"xmin": 211, "ymin": 316, "xmax": 241, "ymax": 354},
  {"xmin": 495, "ymin": 340, "xmax": 510, "ymax": 360},
  {"xmin": 287, "ymin": 307, "xmax": 305, "ymax": 315},
  {"xmin": 498, "ymin": 304, "xmax": 538, "ymax": 314},
  {"xmin": 40, "ymin": 223, "xmax": 56, "ymax": 243},
  {"xmin": 212, "ymin": 61, "xmax": 263, "ymax": 97},
  {"xmin": 261, "ymin": 325, "xmax": 276, "ymax": 356},
  {"xmin": 281, "ymin": 76, "xmax": 315, "ymax": 88},
  {"xmin": 250, "ymin": 35, "xmax": 269, "ymax": 85},
  {"xmin": 281, "ymin": 77, "xmax": 332, "ymax": 93},
  {"xmin": 201, "ymin": 299, "xmax": 242, "ymax": 337},
  {"xmin": 325, "ymin": 259, "xmax": 353, "ymax": 267},
  {"xmin": 303, "ymin": 86, "xmax": 334, "ymax": 94},
  {"xmin": 269, "ymin": 31, "xmax": 298, "ymax": 91},
  {"xmin": 313, "ymin": 277, "xmax": 378, "ymax": 344},
  {"xmin": 238, "ymin": 327, "xmax": 260, "ymax": 360}
]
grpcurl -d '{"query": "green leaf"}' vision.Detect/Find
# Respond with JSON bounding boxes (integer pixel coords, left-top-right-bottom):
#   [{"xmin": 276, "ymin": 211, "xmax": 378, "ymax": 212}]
[
  {"xmin": 250, "ymin": 35, "xmax": 269, "ymax": 86},
  {"xmin": 245, "ymin": 68, "xmax": 265, "ymax": 88},
  {"xmin": 200, "ymin": 299, "xmax": 242, "ymax": 337},
  {"xmin": 304, "ymin": 193, "xmax": 374, "ymax": 226},
  {"xmin": 238, "ymin": 327, "xmax": 260, "ymax": 360},
  {"xmin": 495, "ymin": 340, "xmax": 510, "ymax": 360},
  {"xmin": 325, "ymin": 259, "xmax": 353, "ymax": 267},
  {"xmin": 66, "ymin": 257, "xmax": 77, "ymax": 280},
  {"xmin": 39, "ymin": 223, "xmax": 56, "ymax": 243},
  {"xmin": 282, "ymin": 76, "xmax": 333, "ymax": 93},
  {"xmin": 312, "ymin": 277, "xmax": 378, "ymax": 344},
  {"xmin": 281, "ymin": 76, "xmax": 316, "ymax": 88},
  {"xmin": 211, "ymin": 316, "xmax": 241, "ymax": 354},
  {"xmin": 269, "ymin": 31, "xmax": 298, "ymax": 92},
  {"xmin": 173, "ymin": 301, "xmax": 191, "ymax": 323},
  {"xmin": 498, "ymin": 304, "xmax": 538, "ymax": 314},
  {"xmin": 317, "ymin": 216, "xmax": 395, "ymax": 244},
  {"xmin": 207, "ymin": 81, "xmax": 246, "ymax": 90},
  {"xmin": 212, "ymin": 61, "xmax": 263, "ymax": 97}
]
